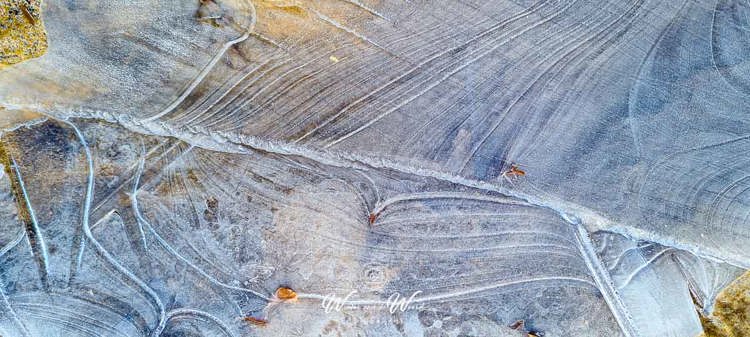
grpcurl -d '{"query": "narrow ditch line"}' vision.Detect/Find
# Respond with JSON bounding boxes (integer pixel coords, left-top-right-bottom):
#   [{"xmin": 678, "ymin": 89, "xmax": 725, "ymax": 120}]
[{"xmin": 571, "ymin": 217, "xmax": 639, "ymax": 337}]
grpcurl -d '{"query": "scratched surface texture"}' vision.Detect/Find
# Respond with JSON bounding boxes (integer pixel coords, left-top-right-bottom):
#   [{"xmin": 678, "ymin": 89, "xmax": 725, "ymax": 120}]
[{"xmin": 0, "ymin": 0, "xmax": 749, "ymax": 336}]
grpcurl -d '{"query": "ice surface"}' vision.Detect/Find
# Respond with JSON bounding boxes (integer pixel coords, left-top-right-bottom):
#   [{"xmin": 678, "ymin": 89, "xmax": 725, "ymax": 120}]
[{"xmin": 0, "ymin": 0, "xmax": 749, "ymax": 336}]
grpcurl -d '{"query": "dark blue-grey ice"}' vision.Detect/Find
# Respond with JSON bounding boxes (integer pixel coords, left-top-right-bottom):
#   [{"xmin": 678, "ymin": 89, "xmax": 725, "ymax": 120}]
[{"xmin": 0, "ymin": 0, "xmax": 748, "ymax": 336}]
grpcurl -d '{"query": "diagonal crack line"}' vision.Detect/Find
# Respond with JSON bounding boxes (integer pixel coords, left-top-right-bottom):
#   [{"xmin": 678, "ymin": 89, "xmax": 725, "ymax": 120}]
[
  {"xmin": 6, "ymin": 105, "xmax": 750, "ymax": 272},
  {"xmin": 0, "ymin": 141, "xmax": 51, "ymax": 290}
]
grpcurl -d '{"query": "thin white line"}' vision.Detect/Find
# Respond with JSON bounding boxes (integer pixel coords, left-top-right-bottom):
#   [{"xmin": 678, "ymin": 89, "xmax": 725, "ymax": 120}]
[{"xmin": 141, "ymin": 32, "xmax": 251, "ymax": 122}]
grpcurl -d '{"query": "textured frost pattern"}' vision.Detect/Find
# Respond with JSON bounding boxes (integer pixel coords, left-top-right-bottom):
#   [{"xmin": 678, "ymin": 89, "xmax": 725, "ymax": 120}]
[{"xmin": 0, "ymin": 0, "xmax": 749, "ymax": 336}]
